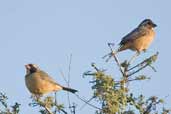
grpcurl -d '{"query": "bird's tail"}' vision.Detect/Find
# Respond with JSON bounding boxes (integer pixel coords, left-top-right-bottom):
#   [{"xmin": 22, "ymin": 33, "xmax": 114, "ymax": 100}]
[{"xmin": 62, "ymin": 86, "xmax": 78, "ymax": 93}]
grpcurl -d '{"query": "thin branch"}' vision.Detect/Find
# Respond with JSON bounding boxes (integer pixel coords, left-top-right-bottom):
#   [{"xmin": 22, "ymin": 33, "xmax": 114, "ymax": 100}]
[
  {"xmin": 75, "ymin": 94, "xmax": 102, "ymax": 110},
  {"xmin": 128, "ymin": 64, "xmax": 148, "ymax": 77},
  {"xmin": 128, "ymin": 61, "xmax": 144, "ymax": 71},
  {"xmin": 149, "ymin": 64, "xmax": 157, "ymax": 72},
  {"xmin": 59, "ymin": 69, "xmax": 68, "ymax": 84},
  {"xmin": 127, "ymin": 78, "xmax": 149, "ymax": 82},
  {"xmin": 79, "ymin": 97, "xmax": 95, "ymax": 110},
  {"xmin": 35, "ymin": 98, "xmax": 53, "ymax": 114},
  {"xmin": 91, "ymin": 63, "xmax": 99, "ymax": 72},
  {"xmin": 107, "ymin": 43, "xmax": 125, "ymax": 76},
  {"xmin": 143, "ymin": 99, "xmax": 160, "ymax": 114},
  {"xmin": 59, "ymin": 109, "xmax": 68, "ymax": 114},
  {"xmin": 127, "ymin": 52, "xmax": 139, "ymax": 65},
  {"xmin": 128, "ymin": 52, "xmax": 158, "ymax": 71},
  {"xmin": 44, "ymin": 106, "xmax": 53, "ymax": 114},
  {"xmin": 127, "ymin": 52, "xmax": 159, "ymax": 77},
  {"xmin": 67, "ymin": 54, "xmax": 72, "ymax": 113},
  {"xmin": 69, "ymin": 103, "xmax": 77, "ymax": 114},
  {"xmin": 67, "ymin": 54, "xmax": 72, "ymax": 86},
  {"xmin": 54, "ymin": 92, "xmax": 57, "ymax": 114}
]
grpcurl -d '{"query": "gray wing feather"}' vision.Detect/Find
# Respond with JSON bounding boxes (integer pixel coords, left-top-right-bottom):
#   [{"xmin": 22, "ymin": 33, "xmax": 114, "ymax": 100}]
[{"xmin": 120, "ymin": 27, "xmax": 147, "ymax": 45}]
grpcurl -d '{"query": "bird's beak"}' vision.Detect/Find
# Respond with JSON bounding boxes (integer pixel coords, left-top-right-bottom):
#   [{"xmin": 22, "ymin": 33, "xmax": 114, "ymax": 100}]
[
  {"xmin": 25, "ymin": 64, "xmax": 30, "ymax": 70},
  {"xmin": 153, "ymin": 23, "xmax": 157, "ymax": 27}
]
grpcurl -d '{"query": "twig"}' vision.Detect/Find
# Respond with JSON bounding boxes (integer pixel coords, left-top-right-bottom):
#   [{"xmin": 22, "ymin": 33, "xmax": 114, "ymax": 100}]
[
  {"xmin": 79, "ymin": 97, "xmax": 95, "ymax": 110},
  {"xmin": 107, "ymin": 43, "xmax": 125, "ymax": 76},
  {"xmin": 127, "ymin": 52, "xmax": 139, "ymax": 65},
  {"xmin": 35, "ymin": 98, "xmax": 53, "ymax": 114},
  {"xmin": 69, "ymin": 103, "xmax": 77, "ymax": 114},
  {"xmin": 127, "ymin": 57, "xmax": 148, "ymax": 71},
  {"xmin": 54, "ymin": 92, "xmax": 57, "ymax": 114},
  {"xmin": 143, "ymin": 98, "xmax": 160, "ymax": 114},
  {"xmin": 128, "ymin": 52, "xmax": 158, "ymax": 72},
  {"xmin": 126, "ymin": 78, "xmax": 149, "ymax": 82},
  {"xmin": 59, "ymin": 69, "xmax": 68, "ymax": 84},
  {"xmin": 91, "ymin": 63, "xmax": 99, "ymax": 72},
  {"xmin": 44, "ymin": 105, "xmax": 53, "ymax": 114},
  {"xmin": 128, "ymin": 56, "xmax": 149, "ymax": 72},
  {"xmin": 60, "ymin": 109, "xmax": 68, "ymax": 114},
  {"xmin": 67, "ymin": 54, "xmax": 72, "ymax": 113},
  {"xmin": 53, "ymin": 94, "xmax": 68, "ymax": 114},
  {"xmin": 67, "ymin": 54, "xmax": 72, "ymax": 86},
  {"xmin": 149, "ymin": 65, "xmax": 157, "ymax": 72},
  {"xmin": 128, "ymin": 52, "xmax": 159, "ymax": 77},
  {"xmin": 128, "ymin": 64, "xmax": 148, "ymax": 77},
  {"xmin": 75, "ymin": 94, "xmax": 102, "ymax": 110}
]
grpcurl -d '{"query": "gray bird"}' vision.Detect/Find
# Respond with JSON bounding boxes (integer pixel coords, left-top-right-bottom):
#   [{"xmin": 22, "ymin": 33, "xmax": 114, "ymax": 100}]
[{"xmin": 104, "ymin": 19, "xmax": 157, "ymax": 62}]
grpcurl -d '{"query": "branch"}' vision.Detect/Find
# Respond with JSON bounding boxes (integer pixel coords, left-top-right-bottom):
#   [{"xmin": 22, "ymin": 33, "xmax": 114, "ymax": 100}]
[
  {"xmin": 107, "ymin": 43, "xmax": 125, "ymax": 76},
  {"xmin": 128, "ymin": 64, "xmax": 148, "ymax": 77},
  {"xmin": 127, "ymin": 52, "xmax": 159, "ymax": 77},
  {"xmin": 75, "ymin": 94, "xmax": 102, "ymax": 110},
  {"xmin": 128, "ymin": 52, "xmax": 159, "ymax": 72},
  {"xmin": 34, "ymin": 98, "xmax": 54, "ymax": 114},
  {"xmin": 80, "ymin": 97, "xmax": 95, "ymax": 110},
  {"xmin": 67, "ymin": 54, "xmax": 72, "ymax": 113},
  {"xmin": 44, "ymin": 106, "xmax": 53, "ymax": 114}
]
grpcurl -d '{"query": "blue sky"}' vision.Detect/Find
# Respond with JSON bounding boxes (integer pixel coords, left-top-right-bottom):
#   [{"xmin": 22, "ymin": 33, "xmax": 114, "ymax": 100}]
[{"xmin": 0, "ymin": 0, "xmax": 170, "ymax": 113}]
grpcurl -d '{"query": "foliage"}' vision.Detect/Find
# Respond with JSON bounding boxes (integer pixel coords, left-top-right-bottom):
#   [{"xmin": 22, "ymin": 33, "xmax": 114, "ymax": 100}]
[
  {"xmin": 0, "ymin": 92, "xmax": 20, "ymax": 114},
  {"xmin": 0, "ymin": 45, "xmax": 170, "ymax": 114},
  {"xmin": 29, "ymin": 96, "xmax": 67, "ymax": 114},
  {"xmin": 82, "ymin": 48, "xmax": 170, "ymax": 114}
]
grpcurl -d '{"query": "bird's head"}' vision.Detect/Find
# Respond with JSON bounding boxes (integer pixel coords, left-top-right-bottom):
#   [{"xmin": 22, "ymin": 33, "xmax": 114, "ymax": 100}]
[
  {"xmin": 25, "ymin": 64, "xmax": 39, "ymax": 75},
  {"xmin": 138, "ymin": 19, "xmax": 157, "ymax": 29}
]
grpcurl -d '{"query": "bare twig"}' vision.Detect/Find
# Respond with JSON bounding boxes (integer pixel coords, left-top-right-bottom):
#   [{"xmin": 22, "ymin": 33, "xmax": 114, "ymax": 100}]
[
  {"xmin": 128, "ymin": 52, "xmax": 140, "ymax": 65},
  {"xmin": 149, "ymin": 65, "xmax": 157, "ymax": 72},
  {"xmin": 67, "ymin": 54, "xmax": 72, "ymax": 86},
  {"xmin": 128, "ymin": 52, "xmax": 159, "ymax": 77},
  {"xmin": 128, "ymin": 60, "xmax": 146, "ymax": 71},
  {"xmin": 67, "ymin": 54, "xmax": 72, "ymax": 112},
  {"xmin": 44, "ymin": 105, "xmax": 53, "ymax": 114},
  {"xmin": 128, "ymin": 64, "xmax": 148, "ymax": 77},
  {"xmin": 107, "ymin": 43, "xmax": 125, "ymax": 76},
  {"xmin": 59, "ymin": 69, "xmax": 68, "ymax": 84},
  {"xmin": 80, "ymin": 97, "xmax": 95, "ymax": 110},
  {"xmin": 75, "ymin": 94, "xmax": 101, "ymax": 110},
  {"xmin": 60, "ymin": 54, "xmax": 74, "ymax": 114},
  {"xmin": 128, "ymin": 52, "xmax": 158, "ymax": 72}
]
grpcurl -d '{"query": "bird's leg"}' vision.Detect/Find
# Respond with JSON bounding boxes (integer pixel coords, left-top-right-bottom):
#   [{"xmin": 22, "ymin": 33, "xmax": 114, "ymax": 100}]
[{"xmin": 128, "ymin": 52, "xmax": 140, "ymax": 65}]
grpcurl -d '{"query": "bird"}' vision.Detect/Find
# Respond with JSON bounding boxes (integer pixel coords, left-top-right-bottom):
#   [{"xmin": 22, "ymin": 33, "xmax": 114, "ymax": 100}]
[
  {"xmin": 25, "ymin": 64, "xmax": 78, "ymax": 97},
  {"xmin": 104, "ymin": 19, "xmax": 157, "ymax": 62}
]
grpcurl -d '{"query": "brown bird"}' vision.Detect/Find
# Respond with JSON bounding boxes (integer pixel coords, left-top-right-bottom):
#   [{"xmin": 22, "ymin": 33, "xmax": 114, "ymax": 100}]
[
  {"xmin": 25, "ymin": 64, "xmax": 78, "ymax": 97},
  {"xmin": 104, "ymin": 19, "xmax": 157, "ymax": 62}
]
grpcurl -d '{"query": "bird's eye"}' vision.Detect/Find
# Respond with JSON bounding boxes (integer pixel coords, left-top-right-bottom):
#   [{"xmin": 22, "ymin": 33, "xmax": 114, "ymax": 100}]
[{"xmin": 147, "ymin": 21, "xmax": 151, "ymax": 25}]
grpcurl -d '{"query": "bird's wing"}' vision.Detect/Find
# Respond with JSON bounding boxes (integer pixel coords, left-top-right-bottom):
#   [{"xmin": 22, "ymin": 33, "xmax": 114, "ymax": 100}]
[
  {"xmin": 119, "ymin": 27, "xmax": 147, "ymax": 45},
  {"xmin": 38, "ymin": 71, "xmax": 62, "ymax": 86}
]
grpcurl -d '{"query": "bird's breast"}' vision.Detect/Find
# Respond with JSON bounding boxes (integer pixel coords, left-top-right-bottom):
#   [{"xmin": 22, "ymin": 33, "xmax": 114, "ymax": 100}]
[
  {"xmin": 131, "ymin": 29, "xmax": 155, "ymax": 52},
  {"xmin": 25, "ymin": 72, "xmax": 62, "ymax": 95}
]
